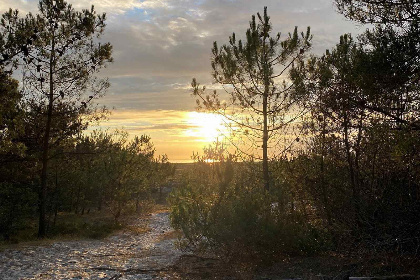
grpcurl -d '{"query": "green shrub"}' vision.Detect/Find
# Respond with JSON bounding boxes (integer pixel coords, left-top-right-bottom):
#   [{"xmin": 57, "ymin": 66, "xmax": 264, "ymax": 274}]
[
  {"xmin": 169, "ymin": 161, "xmax": 331, "ymax": 262},
  {"xmin": 0, "ymin": 182, "xmax": 37, "ymax": 241},
  {"xmin": 49, "ymin": 212, "xmax": 122, "ymax": 239}
]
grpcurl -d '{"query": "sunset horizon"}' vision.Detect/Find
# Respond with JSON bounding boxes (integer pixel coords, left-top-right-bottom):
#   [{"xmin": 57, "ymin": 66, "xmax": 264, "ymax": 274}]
[
  {"xmin": 1, "ymin": 0, "xmax": 419, "ymax": 278},
  {"xmin": 1, "ymin": 0, "xmax": 363, "ymax": 162}
]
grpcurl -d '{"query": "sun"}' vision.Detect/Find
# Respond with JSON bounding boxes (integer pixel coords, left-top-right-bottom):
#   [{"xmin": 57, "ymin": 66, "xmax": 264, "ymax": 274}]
[{"xmin": 184, "ymin": 112, "xmax": 229, "ymax": 143}]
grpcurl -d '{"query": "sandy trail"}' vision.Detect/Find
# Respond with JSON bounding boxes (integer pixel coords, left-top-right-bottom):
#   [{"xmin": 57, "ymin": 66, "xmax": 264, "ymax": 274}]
[{"xmin": 0, "ymin": 211, "xmax": 182, "ymax": 280}]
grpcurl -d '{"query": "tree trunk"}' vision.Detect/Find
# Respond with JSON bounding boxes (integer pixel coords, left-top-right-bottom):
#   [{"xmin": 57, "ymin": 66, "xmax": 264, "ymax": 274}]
[
  {"xmin": 136, "ymin": 194, "xmax": 140, "ymax": 213},
  {"xmin": 320, "ymin": 118, "xmax": 332, "ymax": 226},
  {"xmin": 97, "ymin": 189, "xmax": 102, "ymax": 211},
  {"xmin": 262, "ymin": 36, "xmax": 270, "ymax": 191},
  {"xmin": 38, "ymin": 31, "xmax": 55, "ymax": 239},
  {"xmin": 343, "ymin": 113, "xmax": 361, "ymax": 227},
  {"xmin": 75, "ymin": 184, "xmax": 81, "ymax": 215},
  {"xmin": 263, "ymin": 91, "xmax": 269, "ymax": 191},
  {"xmin": 53, "ymin": 203, "xmax": 58, "ymax": 226}
]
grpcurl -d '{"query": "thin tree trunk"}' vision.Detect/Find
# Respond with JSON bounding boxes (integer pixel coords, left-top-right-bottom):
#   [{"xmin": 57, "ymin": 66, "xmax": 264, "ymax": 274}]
[
  {"xmin": 53, "ymin": 204, "xmax": 58, "ymax": 226},
  {"xmin": 75, "ymin": 184, "xmax": 81, "ymax": 214},
  {"xmin": 263, "ymin": 90, "xmax": 269, "ymax": 191},
  {"xmin": 262, "ymin": 31, "xmax": 270, "ymax": 191},
  {"xmin": 38, "ymin": 30, "xmax": 55, "ymax": 239},
  {"xmin": 98, "ymin": 190, "xmax": 102, "ymax": 211},
  {"xmin": 136, "ymin": 194, "xmax": 140, "ymax": 213},
  {"xmin": 320, "ymin": 119, "xmax": 332, "ymax": 226},
  {"xmin": 52, "ymin": 164, "xmax": 59, "ymax": 227},
  {"xmin": 343, "ymin": 113, "xmax": 361, "ymax": 227}
]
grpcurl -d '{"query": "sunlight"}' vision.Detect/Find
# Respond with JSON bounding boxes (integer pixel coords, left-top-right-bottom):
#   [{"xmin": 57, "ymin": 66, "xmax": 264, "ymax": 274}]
[{"xmin": 184, "ymin": 112, "xmax": 229, "ymax": 143}]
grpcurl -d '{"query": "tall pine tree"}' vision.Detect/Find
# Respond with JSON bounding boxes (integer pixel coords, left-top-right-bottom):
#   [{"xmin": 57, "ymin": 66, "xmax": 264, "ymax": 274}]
[
  {"xmin": 192, "ymin": 7, "xmax": 311, "ymax": 190},
  {"xmin": 0, "ymin": 0, "xmax": 113, "ymax": 237}
]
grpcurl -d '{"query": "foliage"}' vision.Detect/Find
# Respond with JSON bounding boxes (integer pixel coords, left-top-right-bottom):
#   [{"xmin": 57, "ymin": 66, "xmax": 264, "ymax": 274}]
[
  {"xmin": 0, "ymin": 71, "xmax": 37, "ymax": 240},
  {"xmin": 169, "ymin": 147, "xmax": 331, "ymax": 262},
  {"xmin": 192, "ymin": 7, "xmax": 311, "ymax": 190},
  {"xmin": 333, "ymin": 0, "xmax": 420, "ymax": 130},
  {"xmin": 0, "ymin": 127, "xmax": 173, "ymax": 242},
  {"xmin": 172, "ymin": 4, "xmax": 420, "ymax": 263},
  {"xmin": 48, "ymin": 212, "xmax": 123, "ymax": 239},
  {"xmin": 0, "ymin": 0, "xmax": 113, "ymax": 237},
  {"xmin": 0, "ymin": 182, "xmax": 37, "ymax": 241},
  {"xmin": 51, "ymin": 130, "xmax": 167, "ymax": 222},
  {"xmin": 0, "ymin": 4, "xmax": 170, "ymax": 240},
  {"xmin": 289, "ymin": 23, "xmax": 420, "ymax": 253},
  {"xmin": 335, "ymin": 0, "xmax": 420, "ymax": 25},
  {"xmin": 0, "ymin": 71, "xmax": 25, "ymax": 157}
]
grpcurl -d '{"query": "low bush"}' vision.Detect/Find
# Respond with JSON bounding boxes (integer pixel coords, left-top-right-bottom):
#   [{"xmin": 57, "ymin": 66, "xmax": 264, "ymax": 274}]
[
  {"xmin": 169, "ymin": 160, "xmax": 331, "ymax": 262},
  {"xmin": 49, "ymin": 212, "xmax": 123, "ymax": 239}
]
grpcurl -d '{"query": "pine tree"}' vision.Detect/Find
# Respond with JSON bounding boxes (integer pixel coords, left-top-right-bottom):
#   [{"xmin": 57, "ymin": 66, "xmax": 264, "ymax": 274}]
[
  {"xmin": 192, "ymin": 7, "xmax": 311, "ymax": 190},
  {"xmin": 0, "ymin": 0, "xmax": 113, "ymax": 237},
  {"xmin": 334, "ymin": 0, "xmax": 420, "ymax": 130}
]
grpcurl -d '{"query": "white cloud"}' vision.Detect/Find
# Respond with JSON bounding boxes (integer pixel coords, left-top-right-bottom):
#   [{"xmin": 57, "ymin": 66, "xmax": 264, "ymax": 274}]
[
  {"xmin": 70, "ymin": 0, "xmax": 171, "ymax": 15},
  {"xmin": 137, "ymin": 0, "xmax": 171, "ymax": 9},
  {"xmin": 0, "ymin": 0, "xmax": 173, "ymax": 16},
  {"xmin": 168, "ymin": 17, "xmax": 194, "ymax": 32},
  {"xmin": 0, "ymin": 0, "xmax": 37, "ymax": 13}
]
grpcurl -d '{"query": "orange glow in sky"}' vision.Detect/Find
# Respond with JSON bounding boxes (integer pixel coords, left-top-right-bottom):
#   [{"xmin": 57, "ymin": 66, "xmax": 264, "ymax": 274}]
[
  {"xmin": 93, "ymin": 110, "xmax": 230, "ymax": 162},
  {"xmin": 184, "ymin": 112, "xmax": 229, "ymax": 143}
]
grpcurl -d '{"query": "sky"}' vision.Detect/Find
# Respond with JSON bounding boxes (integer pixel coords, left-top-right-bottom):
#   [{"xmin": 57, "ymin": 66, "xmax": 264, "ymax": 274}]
[{"xmin": 1, "ymin": 0, "xmax": 365, "ymax": 162}]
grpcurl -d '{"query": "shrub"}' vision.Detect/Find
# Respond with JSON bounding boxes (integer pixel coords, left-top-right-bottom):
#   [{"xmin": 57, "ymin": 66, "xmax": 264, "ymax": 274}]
[
  {"xmin": 169, "ymin": 160, "xmax": 331, "ymax": 262},
  {"xmin": 0, "ymin": 182, "xmax": 37, "ymax": 241}
]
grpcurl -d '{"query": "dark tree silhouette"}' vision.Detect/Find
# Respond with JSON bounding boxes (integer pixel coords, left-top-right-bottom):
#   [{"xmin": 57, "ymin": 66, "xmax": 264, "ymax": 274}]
[
  {"xmin": 0, "ymin": 0, "xmax": 112, "ymax": 237},
  {"xmin": 192, "ymin": 7, "xmax": 311, "ymax": 190}
]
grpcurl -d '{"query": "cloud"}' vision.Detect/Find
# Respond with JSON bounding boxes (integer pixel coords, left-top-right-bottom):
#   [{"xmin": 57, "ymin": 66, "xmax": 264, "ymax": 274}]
[
  {"xmin": 135, "ymin": 123, "xmax": 192, "ymax": 130},
  {"xmin": 2, "ymin": 0, "xmax": 367, "ymax": 160},
  {"xmin": 88, "ymin": 109, "xmax": 221, "ymax": 161},
  {"xmin": 71, "ymin": 0, "xmax": 171, "ymax": 15},
  {"xmin": 0, "ymin": 0, "xmax": 37, "ymax": 14}
]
